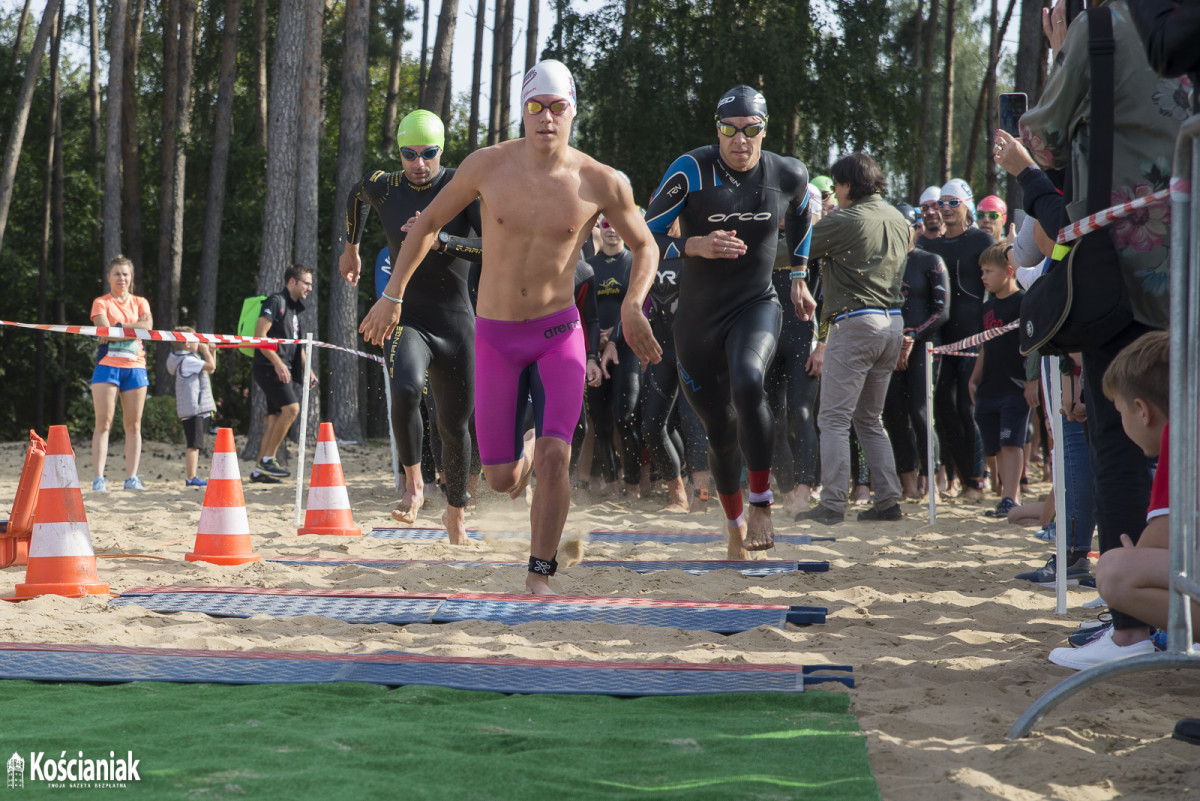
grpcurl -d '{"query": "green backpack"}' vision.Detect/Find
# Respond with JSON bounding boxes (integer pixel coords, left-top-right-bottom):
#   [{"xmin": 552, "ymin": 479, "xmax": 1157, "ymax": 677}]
[{"xmin": 237, "ymin": 296, "xmax": 267, "ymax": 357}]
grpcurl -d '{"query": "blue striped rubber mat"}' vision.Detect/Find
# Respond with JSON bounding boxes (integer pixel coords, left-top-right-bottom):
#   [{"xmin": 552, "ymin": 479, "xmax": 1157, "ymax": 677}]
[
  {"xmin": 109, "ymin": 586, "xmax": 826, "ymax": 632},
  {"xmin": 369, "ymin": 527, "xmax": 836, "ymax": 545},
  {"xmin": 267, "ymin": 557, "xmax": 829, "ymax": 577},
  {"xmin": 0, "ymin": 642, "xmax": 853, "ymax": 693}
]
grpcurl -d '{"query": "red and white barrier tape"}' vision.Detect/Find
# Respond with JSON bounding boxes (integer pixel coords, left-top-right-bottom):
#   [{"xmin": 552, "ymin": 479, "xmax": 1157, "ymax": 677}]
[
  {"xmin": 931, "ymin": 321, "xmax": 1018, "ymax": 355},
  {"xmin": 1056, "ymin": 186, "xmax": 1174, "ymax": 244},
  {"xmin": 0, "ymin": 319, "xmax": 385, "ymax": 364}
]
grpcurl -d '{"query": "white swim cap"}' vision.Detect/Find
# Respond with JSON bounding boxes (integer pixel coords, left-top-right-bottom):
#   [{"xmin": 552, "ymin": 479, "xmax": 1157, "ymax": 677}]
[
  {"xmin": 940, "ymin": 178, "xmax": 973, "ymax": 200},
  {"xmin": 919, "ymin": 185, "xmax": 941, "ymax": 205},
  {"xmin": 521, "ymin": 59, "xmax": 576, "ymax": 110}
]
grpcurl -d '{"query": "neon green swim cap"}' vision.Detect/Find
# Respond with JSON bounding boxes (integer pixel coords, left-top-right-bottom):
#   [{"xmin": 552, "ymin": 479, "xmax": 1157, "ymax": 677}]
[
  {"xmin": 811, "ymin": 175, "xmax": 833, "ymax": 194},
  {"xmin": 396, "ymin": 110, "xmax": 445, "ymax": 149}
]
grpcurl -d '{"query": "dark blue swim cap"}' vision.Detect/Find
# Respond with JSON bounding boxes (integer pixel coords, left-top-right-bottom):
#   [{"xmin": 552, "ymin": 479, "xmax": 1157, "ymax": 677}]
[{"xmin": 715, "ymin": 85, "xmax": 768, "ymax": 122}]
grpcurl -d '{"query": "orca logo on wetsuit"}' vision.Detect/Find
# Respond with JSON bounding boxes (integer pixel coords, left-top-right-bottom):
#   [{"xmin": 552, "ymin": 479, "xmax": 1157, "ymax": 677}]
[
  {"xmin": 544, "ymin": 320, "xmax": 581, "ymax": 339},
  {"xmin": 707, "ymin": 212, "xmax": 773, "ymax": 223}
]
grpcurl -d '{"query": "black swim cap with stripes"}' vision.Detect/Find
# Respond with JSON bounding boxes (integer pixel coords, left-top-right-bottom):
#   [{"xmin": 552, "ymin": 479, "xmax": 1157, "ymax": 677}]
[{"xmin": 715, "ymin": 85, "xmax": 769, "ymax": 122}]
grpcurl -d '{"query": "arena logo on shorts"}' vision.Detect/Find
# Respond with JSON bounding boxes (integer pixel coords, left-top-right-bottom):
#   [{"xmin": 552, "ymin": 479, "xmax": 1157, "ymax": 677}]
[
  {"xmin": 544, "ymin": 319, "xmax": 581, "ymax": 339},
  {"xmin": 708, "ymin": 212, "xmax": 772, "ymax": 222}
]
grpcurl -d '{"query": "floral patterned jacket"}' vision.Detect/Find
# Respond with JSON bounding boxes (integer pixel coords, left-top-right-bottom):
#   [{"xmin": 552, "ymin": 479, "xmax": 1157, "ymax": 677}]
[{"xmin": 1020, "ymin": 0, "xmax": 1190, "ymax": 329}]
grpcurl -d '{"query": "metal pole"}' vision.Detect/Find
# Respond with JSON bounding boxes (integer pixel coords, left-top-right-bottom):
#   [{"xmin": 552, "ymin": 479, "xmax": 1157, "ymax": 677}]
[
  {"xmin": 293, "ymin": 332, "xmax": 314, "ymax": 529},
  {"xmin": 926, "ymin": 342, "xmax": 936, "ymax": 524},
  {"xmin": 1049, "ymin": 358, "xmax": 1067, "ymax": 615},
  {"xmin": 381, "ymin": 360, "xmax": 401, "ymax": 493}
]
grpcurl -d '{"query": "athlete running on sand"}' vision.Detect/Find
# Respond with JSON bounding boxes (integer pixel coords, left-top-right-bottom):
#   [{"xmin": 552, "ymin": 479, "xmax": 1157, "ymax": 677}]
[{"xmin": 355, "ymin": 60, "xmax": 661, "ymax": 594}]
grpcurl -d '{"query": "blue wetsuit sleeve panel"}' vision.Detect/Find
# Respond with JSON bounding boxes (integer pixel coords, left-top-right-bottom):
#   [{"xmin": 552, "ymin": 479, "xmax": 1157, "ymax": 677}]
[
  {"xmin": 346, "ymin": 170, "xmax": 388, "ymax": 245},
  {"xmin": 909, "ymin": 255, "xmax": 950, "ymax": 343},
  {"xmin": 784, "ymin": 188, "xmax": 812, "ymax": 268},
  {"xmin": 645, "ymin": 154, "xmax": 701, "ymax": 260}
]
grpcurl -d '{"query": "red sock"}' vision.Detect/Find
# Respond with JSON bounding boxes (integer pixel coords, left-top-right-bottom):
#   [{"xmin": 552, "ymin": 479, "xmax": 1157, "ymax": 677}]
[
  {"xmin": 747, "ymin": 469, "xmax": 771, "ymax": 495},
  {"xmin": 718, "ymin": 491, "xmax": 744, "ymax": 524}
]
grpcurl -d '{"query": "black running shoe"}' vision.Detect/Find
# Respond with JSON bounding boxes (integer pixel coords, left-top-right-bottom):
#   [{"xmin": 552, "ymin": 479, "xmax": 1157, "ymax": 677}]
[
  {"xmin": 985, "ymin": 497, "xmax": 1017, "ymax": 518},
  {"xmin": 259, "ymin": 457, "xmax": 290, "ymax": 478},
  {"xmin": 250, "ymin": 469, "xmax": 281, "ymax": 484},
  {"xmin": 858, "ymin": 502, "xmax": 903, "ymax": 522},
  {"xmin": 796, "ymin": 504, "xmax": 843, "ymax": 525}
]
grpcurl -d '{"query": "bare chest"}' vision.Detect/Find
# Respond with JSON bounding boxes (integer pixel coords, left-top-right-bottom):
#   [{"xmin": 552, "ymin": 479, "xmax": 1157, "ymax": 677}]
[{"xmin": 479, "ymin": 170, "xmax": 597, "ymax": 243}]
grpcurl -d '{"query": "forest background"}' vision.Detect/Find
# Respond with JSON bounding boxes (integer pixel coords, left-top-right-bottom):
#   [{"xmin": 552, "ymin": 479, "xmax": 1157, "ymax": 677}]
[{"xmin": 0, "ymin": 0, "xmax": 1051, "ymax": 451}]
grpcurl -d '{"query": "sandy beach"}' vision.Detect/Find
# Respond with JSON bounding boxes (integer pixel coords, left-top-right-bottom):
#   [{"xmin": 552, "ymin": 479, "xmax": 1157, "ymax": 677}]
[{"xmin": 1, "ymin": 434, "xmax": 1198, "ymax": 800}]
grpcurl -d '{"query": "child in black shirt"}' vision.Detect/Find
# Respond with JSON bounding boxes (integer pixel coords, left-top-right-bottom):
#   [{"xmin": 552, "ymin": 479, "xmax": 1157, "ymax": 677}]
[{"xmin": 969, "ymin": 243, "xmax": 1029, "ymax": 517}]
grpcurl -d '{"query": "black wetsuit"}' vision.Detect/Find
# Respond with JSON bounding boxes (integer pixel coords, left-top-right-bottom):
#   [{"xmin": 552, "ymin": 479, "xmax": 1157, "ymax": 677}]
[
  {"xmin": 586, "ymin": 247, "xmax": 642, "ymax": 485},
  {"xmin": 639, "ymin": 254, "xmax": 709, "ymax": 481},
  {"xmin": 570, "ymin": 258, "xmax": 601, "ymax": 474},
  {"xmin": 765, "ymin": 235, "xmax": 819, "ymax": 491},
  {"xmin": 644, "ymin": 146, "xmax": 811, "ymax": 497},
  {"xmin": 922, "ymin": 227, "xmax": 992, "ymax": 487},
  {"xmin": 346, "ymin": 167, "xmax": 482, "ymax": 507},
  {"xmin": 883, "ymin": 247, "xmax": 950, "ymax": 476}
]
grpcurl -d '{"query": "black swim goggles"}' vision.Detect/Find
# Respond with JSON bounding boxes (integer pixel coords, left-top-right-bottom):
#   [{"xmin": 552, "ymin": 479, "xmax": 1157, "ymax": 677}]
[
  {"xmin": 716, "ymin": 121, "xmax": 765, "ymax": 138},
  {"xmin": 400, "ymin": 145, "xmax": 440, "ymax": 161},
  {"xmin": 525, "ymin": 99, "xmax": 571, "ymax": 116}
]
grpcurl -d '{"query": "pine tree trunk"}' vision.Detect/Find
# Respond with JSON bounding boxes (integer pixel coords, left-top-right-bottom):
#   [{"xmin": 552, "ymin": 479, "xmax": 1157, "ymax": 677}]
[
  {"xmin": 155, "ymin": 0, "xmax": 199, "ymax": 394},
  {"xmin": 487, "ymin": 0, "xmax": 507, "ymax": 144},
  {"xmin": 120, "ymin": 0, "xmax": 145, "ymax": 278},
  {"xmin": 52, "ymin": 8, "xmax": 66, "ymax": 423},
  {"xmin": 101, "ymin": 0, "xmax": 127, "ymax": 267},
  {"xmin": 7, "ymin": 0, "xmax": 32, "ymax": 80},
  {"xmin": 938, "ymin": 0, "xmax": 957, "ymax": 185},
  {"xmin": 327, "ymin": 0, "xmax": 370, "ymax": 444},
  {"xmin": 963, "ymin": 0, "xmax": 1014, "ymax": 192},
  {"xmin": 525, "ymin": 0, "xmax": 539, "ymax": 73},
  {"xmin": 243, "ymin": 0, "xmax": 310, "ymax": 461},
  {"xmin": 469, "ymin": 0, "xmax": 486, "ymax": 151},
  {"xmin": 36, "ymin": 6, "xmax": 61, "ymax": 433},
  {"xmin": 419, "ymin": 0, "xmax": 430, "ymax": 104},
  {"xmin": 915, "ymin": 0, "xmax": 939, "ymax": 198},
  {"xmin": 425, "ymin": 0, "xmax": 460, "ymax": 119},
  {"xmin": 197, "ymin": 0, "xmax": 243, "ymax": 335},
  {"xmin": 251, "ymin": 0, "xmax": 268, "ymax": 149},
  {"xmin": 88, "ymin": 0, "xmax": 101, "ymax": 248},
  {"xmin": 295, "ymin": 0, "xmax": 325, "ymax": 447},
  {"xmin": 381, "ymin": 6, "xmax": 405, "ymax": 154},
  {"xmin": 498, "ymin": 0, "xmax": 515, "ymax": 141},
  {"xmin": 0, "ymin": 0, "xmax": 62, "ymax": 260}
]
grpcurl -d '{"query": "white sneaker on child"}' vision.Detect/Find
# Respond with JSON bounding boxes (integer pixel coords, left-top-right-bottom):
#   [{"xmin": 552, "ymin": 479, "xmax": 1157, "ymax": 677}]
[{"xmin": 1048, "ymin": 626, "xmax": 1156, "ymax": 671}]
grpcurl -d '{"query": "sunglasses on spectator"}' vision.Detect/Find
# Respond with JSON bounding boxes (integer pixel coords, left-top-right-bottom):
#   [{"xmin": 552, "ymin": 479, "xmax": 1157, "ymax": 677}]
[
  {"xmin": 525, "ymin": 99, "xmax": 571, "ymax": 116},
  {"xmin": 920, "ymin": 202, "xmax": 939, "ymax": 212},
  {"xmin": 978, "ymin": 211, "xmax": 1004, "ymax": 220},
  {"xmin": 716, "ymin": 122, "xmax": 765, "ymax": 138},
  {"xmin": 820, "ymin": 191, "xmax": 834, "ymax": 200},
  {"xmin": 400, "ymin": 146, "xmax": 440, "ymax": 161},
  {"xmin": 599, "ymin": 220, "xmax": 614, "ymax": 229},
  {"xmin": 937, "ymin": 198, "xmax": 964, "ymax": 208}
]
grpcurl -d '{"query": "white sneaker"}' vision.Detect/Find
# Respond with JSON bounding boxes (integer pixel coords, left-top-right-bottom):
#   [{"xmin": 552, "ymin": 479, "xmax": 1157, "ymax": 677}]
[
  {"xmin": 1048, "ymin": 626, "xmax": 1156, "ymax": 670},
  {"xmin": 1082, "ymin": 595, "xmax": 1108, "ymax": 610}
]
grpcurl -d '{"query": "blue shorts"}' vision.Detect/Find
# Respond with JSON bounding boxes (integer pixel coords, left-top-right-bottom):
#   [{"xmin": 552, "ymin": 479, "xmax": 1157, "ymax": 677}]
[
  {"xmin": 91, "ymin": 364, "xmax": 150, "ymax": 392},
  {"xmin": 974, "ymin": 393, "xmax": 1030, "ymax": 455}
]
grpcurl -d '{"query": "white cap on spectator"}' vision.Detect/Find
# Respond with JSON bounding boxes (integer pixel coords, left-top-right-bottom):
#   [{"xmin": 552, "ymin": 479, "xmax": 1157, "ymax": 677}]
[{"xmin": 919, "ymin": 185, "xmax": 941, "ymax": 205}]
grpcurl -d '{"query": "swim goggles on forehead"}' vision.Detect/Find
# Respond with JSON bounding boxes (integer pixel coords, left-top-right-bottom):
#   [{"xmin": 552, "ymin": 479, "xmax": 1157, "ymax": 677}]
[
  {"xmin": 716, "ymin": 121, "xmax": 765, "ymax": 138},
  {"xmin": 525, "ymin": 99, "xmax": 571, "ymax": 116},
  {"xmin": 400, "ymin": 145, "xmax": 440, "ymax": 161},
  {"xmin": 937, "ymin": 198, "xmax": 965, "ymax": 207},
  {"xmin": 977, "ymin": 211, "xmax": 1004, "ymax": 220}
]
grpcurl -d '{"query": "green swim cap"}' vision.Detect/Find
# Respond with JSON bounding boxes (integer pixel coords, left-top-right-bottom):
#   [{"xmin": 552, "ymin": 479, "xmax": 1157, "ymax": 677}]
[
  {"xmin": 396, "ymin": 110, "xmax": 445, "ymax": 149},
  {"xmin": 812, "ymin": 175, "xmax": 833, "ymax": 194}
]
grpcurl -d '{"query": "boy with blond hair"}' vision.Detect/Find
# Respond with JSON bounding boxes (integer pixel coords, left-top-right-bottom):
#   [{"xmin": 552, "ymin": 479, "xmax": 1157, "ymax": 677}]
[{"xmin": 969, "ymin": 242, "xmax": 1028, "ymax": 518}]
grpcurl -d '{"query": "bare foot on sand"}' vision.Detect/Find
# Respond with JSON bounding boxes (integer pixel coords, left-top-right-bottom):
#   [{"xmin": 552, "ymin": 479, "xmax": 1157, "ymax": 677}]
[
  {"xmin": 690, "ymin": 487, "xmax": 710, "ymax": 514},
  {"xmin": 962, "ymin": 484, "xmax": 986, "ymax": 502},
  {"xmin": 525, "ymin": 572, "xmax": 558, "ymax": 595},
  {"xmin": 661, "ymin": 477, "xmax": 688, "ymax": 514},
  {"xmin": 852, "ymin": 485, "xmax": 872, "ymax": 505},
  {"xmin": 624, "ymin": 483, "xmax": 641, "ymax": 502},
  {"xmin": 391, "ymin": 487, "xmax": 424, "ymax": 524},
  {"xmin": 726, "ymin": 522, "xmax": 751, "ymax": 560},
  {"xmin": 508, "ymin": 430, "xmax": 536, "ymax": 501},
  {"xmin": 743, "ymin": 505, "xmax": 775, "ymax": 551},
  {"xmin": 442, "ymin": 507, "xmax": 469, "ymax": 545},
  {"xmin": 781, "ymin": 484, "xmax": 812, "ymax": 515}
]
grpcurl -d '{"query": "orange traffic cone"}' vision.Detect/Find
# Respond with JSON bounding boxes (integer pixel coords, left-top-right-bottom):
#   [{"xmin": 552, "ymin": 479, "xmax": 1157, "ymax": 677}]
[
  {"xmin": 298, "ymin": 423, "xmax": 362, "ymax": 536},
  {"xmin": 6, "ymin": 426, "xmax": 109, "ymax": 599},
  {"xmin": 186, "ymin": 428, "xmax": 261, "ymax": 565},
  {"xmin": 1, "ymin": 430, "xmax": 46, "ymax": 568}
]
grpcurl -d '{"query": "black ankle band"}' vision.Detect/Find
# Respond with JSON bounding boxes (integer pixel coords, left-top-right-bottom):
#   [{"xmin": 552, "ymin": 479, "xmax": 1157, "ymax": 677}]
[
  {"xmin": 528, "ymin": 555, "xmax": 558, "ymax": 576},
  {"xmin": 749, "ymin": 500, "xmax": 771, "ymax": 508}
]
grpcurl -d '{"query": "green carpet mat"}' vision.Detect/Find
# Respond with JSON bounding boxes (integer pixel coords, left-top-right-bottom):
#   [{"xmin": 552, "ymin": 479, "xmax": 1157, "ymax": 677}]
[{"xmin": 0, "ymin": 682, "xmax": 879, "ymax": 800}]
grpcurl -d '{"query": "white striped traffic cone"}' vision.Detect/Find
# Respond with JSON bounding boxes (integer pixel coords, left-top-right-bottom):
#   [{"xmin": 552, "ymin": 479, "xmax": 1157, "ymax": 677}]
[
  {"xmin": 6, "ymin": 426, "xmax": 109, "ymax": 599},
  {"xmin": 298, "ymin": 423, "xmax": 361, "ymax": 536},
  {"xmin": 185, "ymin": 428, "xmax": 262, "ymax": 565}
]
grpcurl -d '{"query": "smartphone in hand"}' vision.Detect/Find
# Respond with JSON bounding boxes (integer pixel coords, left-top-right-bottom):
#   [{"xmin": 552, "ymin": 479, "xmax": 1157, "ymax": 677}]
[{"xmin": 999, "ymin": 92, "xmax": 1028, "ymax": 136}]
